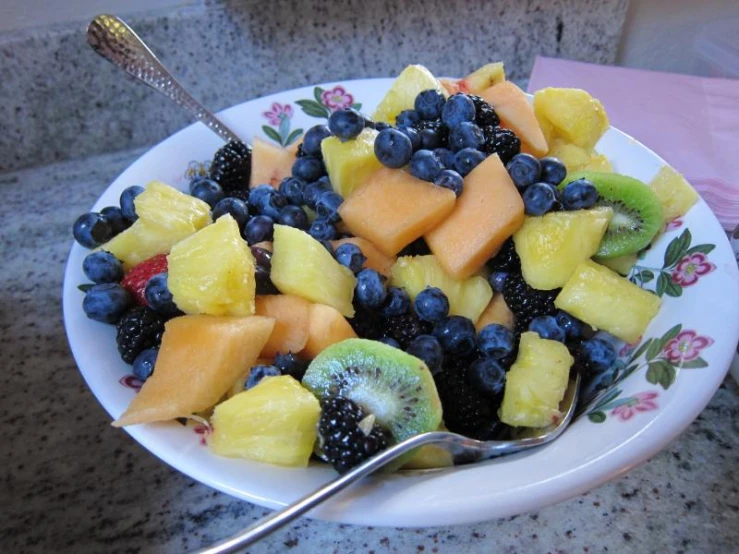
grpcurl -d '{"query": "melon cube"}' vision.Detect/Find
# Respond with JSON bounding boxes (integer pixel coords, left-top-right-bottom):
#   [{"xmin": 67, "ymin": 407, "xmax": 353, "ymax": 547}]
[
  {"xmin": 250, "ymin": 138, "xmax": 297, "ymax": 188},
  {"xmin": 321, "ymin": 128, "xmax": 383, "ymax": 198},
  {"xmin": 255, "ymin": 294, "xmax": 311, "ymax": 357},
  {"xmin": 475, "ymin": 293, "xmax": 515, "ymax": 332},
  {"xmin": 331, "ymin": 237, "xmax": 396, "ymax": 277},
  {"xmin": 301, "ymin": 303, "xmax": 358, "ymax": 359},
  {"xmin": 372, "ymin": 64, "xmax": 447, "ymax": 124}
]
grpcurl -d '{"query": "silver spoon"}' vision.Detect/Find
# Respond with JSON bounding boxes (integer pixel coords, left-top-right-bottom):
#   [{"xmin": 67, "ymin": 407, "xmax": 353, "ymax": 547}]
[
  {"xmin": 195, "ymin": 373, "xmax": 580, "ymax": 553},
  {"xmin": 87, "ymin": 14, "xmax": 241, "ymax": 143}
]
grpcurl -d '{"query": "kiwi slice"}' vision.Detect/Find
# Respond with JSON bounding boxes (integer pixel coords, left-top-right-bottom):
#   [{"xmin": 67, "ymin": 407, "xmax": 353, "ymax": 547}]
[
  {"xmin": 563, "ymin": 170, "xmax": 663, "ymax": 259},
  {"xmin": 302, "ymin": 338, "xmax": 442, "ymax": 444}
]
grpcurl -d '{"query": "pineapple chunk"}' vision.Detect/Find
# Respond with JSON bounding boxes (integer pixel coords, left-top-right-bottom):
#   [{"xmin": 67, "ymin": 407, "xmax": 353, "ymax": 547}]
[
  {"xmin": 271, "ymin": 225, "xmax": 357, "ymax": 317},
  {"xmin": 321, "ymin": 128, "xmax": 383, "ymax": 198},
  {"xmin": 390, "ymin": 255, "xmax": 492, "ymax": 322},
  {"xmin": 548, "ymin": 138, "xmax": 613, "ymax": 175},
  {"xmin": 499, "ymin": 332, "xmax": 573, "ymax": 428},
  {"xmin": 459, "ymin": 62, "xmax": 506, "ymax": 93},
  {"xmin": 101, "ymin": 181, "xmax": 211, "ymax": 269},
  {"xmin": 372, "ymin": 64, "xmax": 447, "ymax": 124},
  {"xmin": 513, "ymin": 207, "xmax": 613, "ymax": 290},
  {"xmin": 209, "ymin": 375, "xmax": 320, "ymax": 467},
  {"xmin": 648, "ymin": 165, "xmax": 699, "ymax": 223},
  {"xmin": 168, "ymin": 215, "xmax": 257, "ymax": 316},
  {"xmin": 534, "ymin": 88, "xmax": 609, "ymax": 149},
  {"xmin": 555, "ymin": 260, "xmax": 661, "ymax": 343}
]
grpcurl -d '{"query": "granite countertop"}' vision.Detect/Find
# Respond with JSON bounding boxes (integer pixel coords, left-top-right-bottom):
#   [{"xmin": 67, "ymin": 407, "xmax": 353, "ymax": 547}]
[{"xmin": 1, "ymin": 149, "xmax": 738, "ymax": 553}]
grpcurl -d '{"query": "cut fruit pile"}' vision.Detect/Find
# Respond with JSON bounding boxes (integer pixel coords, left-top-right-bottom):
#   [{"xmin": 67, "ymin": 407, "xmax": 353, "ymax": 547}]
[{"xmin": 72, "ymin": 61, "xmax": 701, "ymax": 474}]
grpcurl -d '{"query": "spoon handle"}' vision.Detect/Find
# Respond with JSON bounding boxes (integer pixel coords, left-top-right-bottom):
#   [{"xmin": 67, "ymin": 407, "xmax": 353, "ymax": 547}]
[{"xmin": 87, "ymin": 14, "xmax": 241, "ymax": 143}]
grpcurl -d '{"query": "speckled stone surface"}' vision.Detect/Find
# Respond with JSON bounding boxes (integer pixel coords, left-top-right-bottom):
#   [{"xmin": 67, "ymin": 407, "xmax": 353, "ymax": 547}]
[
  {"xmin": 0, "ymin": 0, "xmax": 628, "ymax": 172},
  {"xmin": 1, "ymin": 149, "xmax": 738, "ymax": 553}
]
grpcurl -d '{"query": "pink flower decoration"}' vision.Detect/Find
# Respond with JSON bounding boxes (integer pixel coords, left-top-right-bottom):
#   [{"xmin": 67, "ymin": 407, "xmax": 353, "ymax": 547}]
[
  {"xmin": 119, "ymin": 375, "xmax": 143, "ymax": 391},
  {"xmin": 663, "ymin": 330, "xmax": 714, "ymax": 363},
  {"xmin": 262, "ymin": 102, "xmax": 293, "ymax": 126},
  {"xmin": 670, "ymin": 253, "xmax": 715, "ymax": 286},
  {"xmin": 619, "ymin": 339, "xmax": 640, "ymax": 358},
  {"xmin": 611, "ymin": 391, "xmax": 659, "ymax": 421},
  {"xmin": 322, "ymin": 86, "xmax": 354, "ymax": 110},
  {"xmin": 664, "ymin": 218, "xmax": 683, "ymax": 232},
  {"xmin": 193, "ymin": 423, "xmax": 212, "ymax": 446}
]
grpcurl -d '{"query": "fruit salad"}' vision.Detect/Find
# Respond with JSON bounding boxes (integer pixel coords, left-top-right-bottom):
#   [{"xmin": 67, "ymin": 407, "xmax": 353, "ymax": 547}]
[{"xmin": 72, "ymin": 62, "xmax": 700, "ymax": 473}]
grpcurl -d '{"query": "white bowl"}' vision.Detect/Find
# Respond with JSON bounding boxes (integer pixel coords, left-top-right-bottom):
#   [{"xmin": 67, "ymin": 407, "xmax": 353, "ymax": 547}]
[{"xmin": 63, "ymin": 78, "xmax": 739, "ymax": 527}]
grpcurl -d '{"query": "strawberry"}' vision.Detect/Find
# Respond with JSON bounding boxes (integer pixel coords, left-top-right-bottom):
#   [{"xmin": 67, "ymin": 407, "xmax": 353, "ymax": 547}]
[{"xmin": 121, "ymin": 254, "xmax": 168, "ymax": 306}]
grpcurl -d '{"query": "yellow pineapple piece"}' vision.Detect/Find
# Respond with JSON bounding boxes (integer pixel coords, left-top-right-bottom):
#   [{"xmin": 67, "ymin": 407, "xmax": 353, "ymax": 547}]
[
  {"xmin": 583, "ymin": 153, "xmax": 613, "ymax": 173},
  {"xmin": 168, "ymin": 215, "xmax": 256, "ymax": 316},
  {"xmin": 555, "ymin": 260, "xmax": 661, "ymax": 343},
  {"xmin": 648, "ymin": 165, "xmax": 699, "ymax": 223},
  {"xmin": 209, "ymin": 375, "xmax": 320, "ymax": 467},
  {"xmin": 101, "ymin": 181, "xmax": 211, "ymax": 269},
  {"xmin": 534, "ymin": 88, "xmax": 610, "ymax": 149},
  {"xmin": 270, "ymin": 225, "xmax": 357, "ymax": 317},
  {"xmin": 513, "ymin": 207, "xmax": 613, "ymax": 290},
  {"xmin": 458, "ymin": 62, "xmax": 506, "ymax": 93},
  {"xmin": 113, "ymin": 315, "xmax": 275, "ymax": 426},
  {"xmin": 372, "ymin": 65, "xmax": 447, "ymax": 124},
  {"xmin": 548, "ymin": 138, "xmax": 613, "ymax": 175},
  {"xmin": 321, "ymin": 128, "xmax": 383, "ymax": 198},
  {"xmin": 390, "ymin": 255, "xmax": 492, "ymax": 322},
  {"xmin": 499, "ymin": 332, "xmax": 573, "ymax": 428}
]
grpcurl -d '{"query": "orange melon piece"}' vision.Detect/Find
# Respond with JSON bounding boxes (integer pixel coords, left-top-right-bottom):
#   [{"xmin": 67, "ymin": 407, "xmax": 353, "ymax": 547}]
[
  {"xmin": 331, "ymin": 237, "xmax": 396, "ymax": 277},
  {"xmin": 255, "ymin": 294, "xmax": 311, "ymax": 357},
  {"xmin": 250, "ymin": 138, "xmax": 296, "ymax": 188},
  {"xmin": 338, "ymin": 168, "xmax": 456, "ymax": 257},
  {"xmin": 439, "ymin": 78, "xmax": 462, "ymax": 96},
  {"xmin": 113, "ymin": 315, "xmax": 275, "ymax": 426},
  {"xmin": 475, "ymin": 293, "xmax": 515, "ymax": 332},
  {"xmin": 252, "ymin": 241, "xmax": 273, "ymax": 252},
  {"xmin": 480, "ymin": 82, "xmax": 548, "ymax": 157},
  {"xmin": 426, "ymin": 154, "xmax": 524, "ymax": 279},
  {"xmin": 301, "ymin": 303, "xmax": 357, "ymax": 359}
]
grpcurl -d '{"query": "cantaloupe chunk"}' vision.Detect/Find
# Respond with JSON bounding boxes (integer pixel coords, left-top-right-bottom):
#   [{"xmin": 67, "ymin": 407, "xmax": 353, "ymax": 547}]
[
  {"xmin": 338, "ymin": 168, "xmax": 457, "ymax": 257},
  {"xmin": 425, "ymin": 154, "xmax": 525, "ymax": 279},
  {"xmin": 113, "ymin": 315, "xmax": 275, "ymax": 426},
  {"xmin": 250, "ymin": 138, "xmax": 296, "ymax": 188},
  {"xmin": 480, "ymin": 82, "xmax": 548, "ymax": 157},
  {"xmin": 255, "ymin": 295, "xmax": 311, "ymax": 357},
  {"xmin": 331, "ymin": 237, "xmax": 396, "ymax": 277},
  {"xmin": 458, "ymin": 62, "xmax": 506, "ymax": 94},
  {"xmin": 301, "ymin": 303, "xmax": 357, "ymax": 359},
  {"xmin": 475, "ymin": 293, "xmax": 515, "ymax": 332}
]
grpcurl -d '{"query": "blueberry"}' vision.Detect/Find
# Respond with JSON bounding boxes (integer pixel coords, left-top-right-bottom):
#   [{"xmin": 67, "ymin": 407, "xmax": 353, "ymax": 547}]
[
  {"xmin": 277, "ymin": 205, "xmax": 309, "ymax": 230},
  {"xmin": 243, "ymin": 215, "xmax": 274, "ymax": 245},
  {"xmin": 555, "ymin": 310, "xmax": 584, "ymax": 338},
  {"xmin": 506, "ymin": 153, "xmax": 541, "ymax": 189},
  {"xmin": 120, "ymin": 186, "xmax": 145, "ymax": 221},
  {"xmin": 488, "ymin": 271, "xmax": 508, "ymax": 293},
  {"xmin": 335, "ymin": 243, "xmax": 366, "ymax": 274},
  {"xmin": 374, "ymin": 122, "xmax": 392, "ymax": 132},
  {"xmin": 355, "ymin": 268, "xmax": 387, "ymax": 309},
  {"xmin": 414, "ymin": 286, "xmax": 450, "ymax": 323},
  {"xmin": 522, "ymin": 182, "xmax": 558, "ymax": 216},
  {"xmin": 82, "ymin": 283, "xmax": 132, "ymax": 324},
  {"xmin": 100, "ymin": 206, "xmax": 129, "ymax": 235},
  {"xmin": 308, "ymin": 218, "xmax": 338, "ymax": 241},
  {"xmin": 441, "ymin": 94, "xmax": 476, "ymax": 128},
  {"xmin": 246, "ymin": 365, "xmax": 281, "ymax": 390},
  {"xmin": 434, "ymin": 148, "xmax": 456, "ymax": 169},
  {"xmin": 528, "ymin": 315, "xmax": 566, "ymax": 342},
  {"xmin": 254, "ymin": 187, "xmax": 287, "ymax": 220},
  {"xmin": 580, "ymin": 338, "xmax": 617, "ymax": 372},
  {"xmin": 303, "ymin": 180, "xmax": 332, "ymax": 210},
  {"xmin": 73, "ymin": 212, "xmax": 114, "ymax": 248},
  {"xmin": 132, "ymin": 347, "xmax": 158, "ymax": 381},
  {"xmin": 255, "ymin": 266, "xmax": 279, "ymax": 295},
  {"xmin": 449, "ymin": 122, "xmax": 484, "ymax": 152},
  {"xmin": 274, "ymin": 352, "xmax": 309, "ymax": 380},
  {"xmin": 328, "ymin": 108, "xmax": 365, "ymax": 140},
  {"xmin": 278, "ymin": 176, "xmax": 307, "ymax": 206},
  {"xmin": 83, "ymin": 251, "xmax": 123, "ymax": 284},
  {"xmin": 247, "ymin": 185, "xmax": 273, "ymax": 212},
  {"xmin": 381, "ymin": 287, "xmax": 411, "ymax": 317},
  {"xmin": 292, "ymin": 156, "xmax": 325, "ymax": 182},
  {"xmin": 433, "ymin": 316, "xmax": 477, "ymax": 356},
  {"xmin": 144, "ymin": 273, "xmax": 180, "ymax": 317},
  {"xmin": 188, "ymin": 175, "xmax": 208, "ymax": 193},
  {"xmin": 406, "ymin": 334, "xmax": 443, "ymax": 374},
  {"xmin": 418, "ymin": 128, "xmax": 443, "ymax": 150},
  {"xmin": 191, "ymin": 179, "xmax": 224, "ymax": 208},
  {"xmin": 302, "ymin": 124, "xmax": 332, "ymax": 156},
  {"xmin": 466, "ymin": 358, "xmax": 506, "ymax": 398},
  {"xmin": 395, "ymin": 109, "xmax": 420, "ymax": 128},
  {"xmin": 379, "ymin": 337, "xmax": 401, "ymax": 349},
  {"xmin": 415, "ymin": 90, "xmax": 446, "ymax": 120},
  {"xmin": 250, "ymin": 245, "xmax": 272, "ymax": 269},
  {"xmin": 433, "ymin": 169, "xmax": 464, "ymax": 197},
  {"xmin": 398, "ymin": 126, "xmax": 421, "ymax": 151},
  {"xmin": 212, "ymin": 197, "xmax": 250, "ymax": 228},
  {"xmin": 374, "ymin": 128, "xmax": 413, "ymax": 169},
  {"xmin": 454, "ymin": 148, "xmax": 486, "ymax": 176},
  {"xmin": 539, "ymin": 157, "xmax": 567, "ymax": 186},
  {"xmin": 478, "ymin": 324, "xmax": 515, "ymax": 359},
  {"xmin": 561, "ymin": 178, "xmax": 599, "ymax": 210},
  {"xmin": 409, "ymin": 149, "xmax": 443, "ymax": 182},
  {"xmin": 315, "ymin": 191, "xmax": 343, "ymax": 223}
]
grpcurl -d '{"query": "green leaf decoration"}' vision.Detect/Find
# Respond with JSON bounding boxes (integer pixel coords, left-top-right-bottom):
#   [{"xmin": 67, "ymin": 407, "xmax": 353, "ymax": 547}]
[
  {"xmin": 278, "ymin": 116, "xmax": 291, "ymax": 142},
  {"xmin": 296, "ymin": 99, "xmax": 330, "ymax": 119},
  {"xmin": 286, "ymin": 128, "xmax": 303, "ymax": 146},
  {"xmin": 620, "ymin": 363, "xmax": 641, "ymax": 381},
  {"xmin": 638, "ymin": 269, "xmax": 655, "ymax": 283},
  {"xmin": 262, "ymin": 125, "xmax": 282, "ymax": 144},
  {"xmin": 591, "ymin": 387, "xmax": 623, "ymax": 411},
  {"xmin": 351, "ymin": 102, "xmax": 363, "ymax": 110},
  {"xmin": 679, "ymin": 357, "xmax": 708, "ymax": 369},
  {"xmin": 646, "ymin": 360, "xmax": 677, "ymax": 389},
  {"xmin": 663, "ymin": 229, "xmax": 692, "ymax": 268},
  {"xmin": 645, "ymin": 338, "xmax": 664, "ymax": 361},
  {"xmin": 629, "ymin": 338, "xmax": 653, "ymax": 363},
  {"xmin": 588, "ymin": 411, "xmax": 607, "ymax": 423},
  {"xmin": 661, "ymin": 323, "xmax": 682, "ymax": 343},
  {"xmin": 77, "ymin": 283, "xmax": 94, "ymax": 293},
  {"xmin": 313, "ymin": 87, "xmax": 325, "ymax": 104},
  {"xmin": 685, "ymin": 244, "xmax": 715, "ymax": 256},
  {"xmin": 656, "ymin": 272, "xmax": 669, "ymax": 297},
  {"xmin": 599, "ymin": 397, "xmax": 636, "ymax": 412},
  {"xmin": 664, "ymin": 279, "xmax": 683, "ymax": 297}
]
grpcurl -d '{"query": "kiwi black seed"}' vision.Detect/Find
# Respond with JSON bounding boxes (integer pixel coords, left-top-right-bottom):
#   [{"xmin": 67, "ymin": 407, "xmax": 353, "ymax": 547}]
[{"xmin": 563, "ymin": 170, "xmax": 664, "ymax": 259}]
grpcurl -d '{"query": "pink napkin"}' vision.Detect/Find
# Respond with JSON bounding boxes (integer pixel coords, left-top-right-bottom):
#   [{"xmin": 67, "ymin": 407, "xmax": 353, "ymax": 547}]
[{"xmin": 527, "ymin": 57, "xmax": 739, "ymax": 230}]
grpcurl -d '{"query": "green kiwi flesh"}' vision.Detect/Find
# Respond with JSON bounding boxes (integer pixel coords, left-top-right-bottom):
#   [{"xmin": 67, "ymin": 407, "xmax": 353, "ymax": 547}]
[{"xmin": 563, "ymin": 170, "xmax": 663, "ymax": 259}]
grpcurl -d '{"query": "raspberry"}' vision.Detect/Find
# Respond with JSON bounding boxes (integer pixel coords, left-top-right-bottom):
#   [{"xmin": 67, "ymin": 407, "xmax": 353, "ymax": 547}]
[
  {"xmin": 209, "ymin": 141, "xmax": 252, "ymax": 194},
  {"xmin": 115, "ymin": 307, "xmax": 166, "ymax": 364},
  {"xmin": 121, "ymin": 254, "xmax": 168, "ymax": 306}
]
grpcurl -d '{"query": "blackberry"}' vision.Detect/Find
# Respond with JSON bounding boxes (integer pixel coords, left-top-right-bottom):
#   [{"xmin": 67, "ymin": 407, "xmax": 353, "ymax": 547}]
[
  {"xmin": 502, "ymin": 273, "xmax": 559, "ymax": 331},
  {"xmin": 116, "ymin": 307, "xmax": 166, "ymax": 364},
  {"xmin": 412, "ymin": 118, "xmax": 449, "ymax": 146},
  {"xmin": 468, "ymin": 95, "xmax": 500, "ymax": 127},
  {"xmin": 348, "ymin": 300, "xmax": 385, "ymax": 340},
  {"xmin": 486, "ymin": 238, "xmax": 520, "ymax": 272},
  {"xmin": 318, "ymin": 397, "xmax": 390, "ymax": 473},
  {"xmin": 397, "ymin": 237, "xmax": 431, "ymax": 257},
  {"xmin": 482, "ymin": 127, "xmax": 521, "ymax": 164},
  {"xmin": 295, "ymin": 143, "xmax": 310, "ymax": 158},
  {"xmin": 209, "ymin": 141, "xmax": 252, "ymax": 194},
  {"xmin": 383, "ymin": 311, "xmax": 432, "ymax": 348}
]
